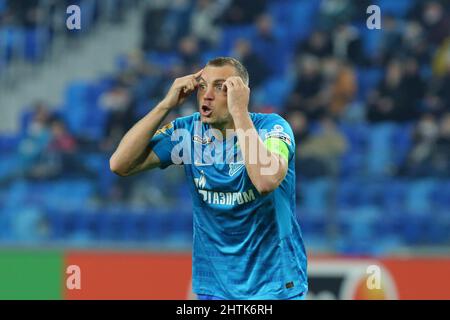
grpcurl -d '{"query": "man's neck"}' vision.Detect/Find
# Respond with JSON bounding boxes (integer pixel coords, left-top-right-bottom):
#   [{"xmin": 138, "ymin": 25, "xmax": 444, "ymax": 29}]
[{"xmin": 210, "ymin": 120, "xmax": 235, "ymax": 141}]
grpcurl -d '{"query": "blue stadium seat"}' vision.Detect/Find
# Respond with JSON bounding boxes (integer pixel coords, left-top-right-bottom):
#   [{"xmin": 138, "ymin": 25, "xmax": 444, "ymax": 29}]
[
  {"xmin": 267, "ymin": 0, "xmax": 291, "ymax": 27},
  {"xmin": 31, "ymin": 180, "xmax": 94, "ymax": 210},
  {"xmin": 401, "ymin": 212, "xmax": 429, "ymax": 245},
  {"xmin": 432, "ymin": 181, "xmax": 450, "ymax": 209},
  {"xmin": 405, "ymin": 179, "xmax": 437, "ymax": 215},
  {"xmin": 24, "ymin": 27, "xmax": 50, "ymax": 62},
  {"xmin": 358, "ymin": 25, "xmax": 383, "ymax": 60},
  {"xmin": 367, "ymin": 123, "xmax": 396, "ymax": 176},
  {"xmin": 391, "ymin": 123, "xmax": 413, "ymax": 167},
  {"xmin": 166, "ymin": 211, "xmax": 192, "ymax": 244},
  {"xmin": 297, "ymin": 209, "xmax": 327, "ymax": 236},
  {"xmin": 143, "ymin": 211, "xmax": 168, "ymax": 242},
  {"xmin": 220, "ymin": 26, "xmax": 255, "ymax": 53},
  {"xmin": 339, "ymin": 123, "xmax": 369, "ymax": 177},
  {"xmin": 0, "ymin": 0, "xmax": 6, "ymax": 13},
  {"xmin": 64, "ymin": 82, "xmax": 91, "ymax": 136},
  {"xmin": 63, "ymin": 81, "xmax": 109, "ymax": 139},
  {"xmin": 285, "ymin": 0, "xmax": 320, "ymax": 43},
  {"xmin": 146, "ymin": 51, "xmax": 181, "ymax": 70},
  {"xmin": 298, "ymin": 178, "xmax": 332, "ymax": 216},
  {"xmin": 356, "ymin": 67, "xmax": 383, "ymax": 101},
  {"xmin": 336, "ymin": 206, "xmax": 381, "ymax": 254},
  {"xmin": 0, "ymin": 134, "xmax": 20, "ymax": 154},
  {"xmin": 253, "ymin": 75, "xmax": 295, "ymax": 109},
  {"xmin": 428, "ymin": 209, "xmax": 450, "ymax": 244},
  {"xmin": 381, "ymin": 179, "xmax": 407, "ymax": 211},
  {"xmin": 0, "ymin": 26, "xmax": 25, "ymax": 62}
]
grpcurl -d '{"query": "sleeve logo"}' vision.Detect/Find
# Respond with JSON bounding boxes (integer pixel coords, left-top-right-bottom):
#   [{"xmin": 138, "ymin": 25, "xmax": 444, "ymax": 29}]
[
  {"xmin": 265, "ymin": 131, "xmax": 292, "ymax": 146},
  {"xmin": 155, "ymin": 122, "xmax": 174, "ymax": 135}
]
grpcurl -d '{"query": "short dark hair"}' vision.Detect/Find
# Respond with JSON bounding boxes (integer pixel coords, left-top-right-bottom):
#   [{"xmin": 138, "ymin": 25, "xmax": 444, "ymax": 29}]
[{"xmin": 206, "ymin": 57, "xmax": 249, "ymax": 86}]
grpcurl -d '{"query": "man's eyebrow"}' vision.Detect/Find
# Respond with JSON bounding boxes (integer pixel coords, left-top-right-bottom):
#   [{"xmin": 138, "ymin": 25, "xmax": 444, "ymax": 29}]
[{"xmin": 197, "ymin": 77, "xmax": 226, "ymax": 83}]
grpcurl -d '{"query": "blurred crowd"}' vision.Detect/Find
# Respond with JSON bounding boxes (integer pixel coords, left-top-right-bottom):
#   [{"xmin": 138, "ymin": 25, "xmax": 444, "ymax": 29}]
[
  {"xmin": 1, "ymin": 0, "xmax": 449, "ymax": 249},
  {"xmin": 2, "ymin": 0, "xmax": 449, "ymax": 188},
  {"xmin": 3, "ymin": 0, "xmax": 450, "ymax": 191}
]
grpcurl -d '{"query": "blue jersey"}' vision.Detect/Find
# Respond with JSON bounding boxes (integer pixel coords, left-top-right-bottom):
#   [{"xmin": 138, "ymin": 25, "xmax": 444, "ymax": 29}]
[{"xmin": 149, "ymin": 112, "xmax": 308, "ymax": 299}]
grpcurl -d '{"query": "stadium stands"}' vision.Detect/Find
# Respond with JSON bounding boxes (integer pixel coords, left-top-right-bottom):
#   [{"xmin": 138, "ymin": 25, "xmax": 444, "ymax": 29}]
[{"xmin": 0, "ymin": 0, "xmax": 449, "ymax": 254}]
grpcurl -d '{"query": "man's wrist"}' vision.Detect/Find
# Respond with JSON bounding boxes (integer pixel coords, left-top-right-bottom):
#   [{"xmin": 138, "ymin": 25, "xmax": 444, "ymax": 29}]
[{"xmin": 230, "ymin": 106, "xmax": 249, "ymax": 120}]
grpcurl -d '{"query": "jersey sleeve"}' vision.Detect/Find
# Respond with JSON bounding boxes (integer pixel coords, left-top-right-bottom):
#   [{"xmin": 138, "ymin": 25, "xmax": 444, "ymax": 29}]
[
  {"xmin": 148, "ymin": 121, "xmax": 177, "ymax": 169},
  {"xmin": 258, "ymin": 114, "xmax": 296, "ymax": 162}
]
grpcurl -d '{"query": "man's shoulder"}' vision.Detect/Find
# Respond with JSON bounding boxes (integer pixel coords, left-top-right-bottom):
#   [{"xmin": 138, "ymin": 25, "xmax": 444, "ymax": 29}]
[{"xmin": 250, "ymin": 112, "xmax": 290, "ymax": 128}]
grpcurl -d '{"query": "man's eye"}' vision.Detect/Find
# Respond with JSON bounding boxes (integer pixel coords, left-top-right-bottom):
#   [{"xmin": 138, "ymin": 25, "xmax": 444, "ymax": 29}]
[
  {"xmin": 199, "ymin": 84, "xmax": 206, "ymax": 90},
  {"xmin": 215, "ymin": 84, "xmax": 223, "ymax": 90}
]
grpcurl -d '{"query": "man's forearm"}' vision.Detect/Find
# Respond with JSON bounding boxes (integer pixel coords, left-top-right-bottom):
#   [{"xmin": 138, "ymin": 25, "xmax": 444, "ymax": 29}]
[
  {"xmin": 110, "ymin": 100, "xmax": 171, "ymax": 175},
  {"xmin": 232, "ymin": 112, "xmax": 285, "ymax": 195}
]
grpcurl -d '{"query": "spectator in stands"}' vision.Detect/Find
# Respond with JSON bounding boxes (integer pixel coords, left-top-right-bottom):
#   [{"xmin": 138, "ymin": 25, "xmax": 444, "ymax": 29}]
[
  {"xmin": 318, "ymin": 0, "xmax": 356, "ymax": 30},
  {"xmin": 378, "ymin": 14, "xmax": 403, "ymax": 65},
  {"xmin": 99, "ymin": 84, "xmax": 135, "ymax": 151},
  {"xmin": 297, "ymin": 116, "xmax": 348, "ymax": 178},
  {"xmin": 141, "ymin": 0, "xmax": 170, "ymax": 51},
  {"xmin": 141, "ymin": 0, "xmax": 192, "ymax": 52},
  {"xmin": 49, "ymin": 119, "xmax": 77, "ymax": 153},
  {"xmin": 251, "ymin": 13, "xmax": 285, "ymax": 75},
  {"xmin": 398, "ymin": 113, "xmax": 439, "ymax": 177},
  {"xmin": 46, "ymin": 119, "xmax": 90, "ymax": 179},
  {"xmin": 189, "ymin": 0, "xmax": 228, "ymax": 49},
  {"xmin": 286, "ymin": 54, "xmax": 326, "ymax": 120},
  {"xmin": 401, "ymin": 56, "xmax": 426, "ymax": 112},
  {"xmin": 322, "ymin": 57, "xmax": 357, "ymax": 118},
  {"xmin": 6, "ymin": 0, "xmax": 40, "ymax": 28},
  {"xmin": 177, "ymin": 35, "xmax": 202, "ymax": 70},
  {"xmin": 367, "ymin": 58, "xmax": 424, "ymax": 123},
  {"xmin": 17, "ymin": 104, "xmax": 53, "ymax": 180},
  {"xmin": 231, "ymin": 38, "xmax": 269, "ymax": 89},
  {"xmin": 402, "ymin": 21, "xmax": 430, "ymax": 66},
  {"xmin": 221, "ymin": 0, "xmax": 267, "ymax": 25},
  {"xmin": 285, "ymin": 110, "xmax": 310, "ymax": 163},
  {"xmin": 436, "ymin": 62, "xmax": 450, "ymax": 113},
  {"xmin": 432, "ymin": 112, "xmax": 450, "ymax": 177},
  {"xmin": 332, "ymin": 23, "xmax": 366, "ymax": 66},
  {"xmin": 420, "ymin": 1, "xmax": 450, "ymax": 47},
  {"xmin": 296, "ymin": 29, "xmax": 333, "ymax": 59}
]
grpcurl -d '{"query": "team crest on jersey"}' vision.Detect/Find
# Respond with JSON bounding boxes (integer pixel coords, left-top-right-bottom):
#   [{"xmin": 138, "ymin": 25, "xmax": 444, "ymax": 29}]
[
  {"xmin": 229, "ymin": 162, "xmax": 245, "ymax": 176},
  {"xmin": 194, "ymin": 170, "xmax": 207, "ymax": 189},
  {"xmin": 273, "ymin": 124, "xmax": 284, "ymax": 132}
]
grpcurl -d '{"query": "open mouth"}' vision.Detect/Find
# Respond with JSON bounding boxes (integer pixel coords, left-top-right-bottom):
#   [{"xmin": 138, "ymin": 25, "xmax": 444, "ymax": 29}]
[{"xmin": 200, "ymin": 105, "xmax": 213, "ymax": 117}]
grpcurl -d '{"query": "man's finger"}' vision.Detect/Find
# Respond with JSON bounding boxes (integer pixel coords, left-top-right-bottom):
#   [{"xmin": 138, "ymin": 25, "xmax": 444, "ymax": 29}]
[
  {"xmin": 228, "ymin": 77, "xmax": 241, "ymax": 87},
  {"xmin": 233, "ymin": 77, "xmax": 245, "ymax": 87},
  {"xmin": 224, "ymin": 79, "xmax": 235, "ymax": 88},
  {"xmin": 193, "ymin": 69, "xmax": 203, "ymax": 80}
]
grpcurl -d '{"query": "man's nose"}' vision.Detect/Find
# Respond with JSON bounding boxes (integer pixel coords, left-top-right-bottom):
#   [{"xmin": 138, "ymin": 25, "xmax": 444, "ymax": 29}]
[{"xmin": 204, "ymin": 86, "xmax": 214, "ymax": 100}]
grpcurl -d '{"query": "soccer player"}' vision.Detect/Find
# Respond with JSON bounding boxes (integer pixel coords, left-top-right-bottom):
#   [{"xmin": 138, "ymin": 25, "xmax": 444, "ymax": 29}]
[{"xmin": 110, "ymin": 57, "xmax": 308, "ymax": 300}]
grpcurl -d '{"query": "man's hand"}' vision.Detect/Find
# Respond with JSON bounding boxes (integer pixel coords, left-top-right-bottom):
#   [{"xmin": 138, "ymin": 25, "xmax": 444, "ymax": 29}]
[
  {"xmin": 161, "ymin": 69, "xmax": 203, "ymax": 109},
  {"xmin": 223, "ymin": 76, "xmax": 250, "ymax": 117}
]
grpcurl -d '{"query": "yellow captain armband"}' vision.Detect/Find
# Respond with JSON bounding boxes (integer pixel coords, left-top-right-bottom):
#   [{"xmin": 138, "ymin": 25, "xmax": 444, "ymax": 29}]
[{"xmin": 264, "ymin": 137, "xmax": 289, "ymax": 162}]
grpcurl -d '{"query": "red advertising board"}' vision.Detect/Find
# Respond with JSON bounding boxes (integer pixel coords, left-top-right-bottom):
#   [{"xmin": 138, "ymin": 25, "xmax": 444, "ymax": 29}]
[
  {"xmin": 64, "ymin": 251, "xmax": 192, "ymax": 300},
  {"xmin": 60, "ymin": 252, "xmax": 450, "ymax": 300}
]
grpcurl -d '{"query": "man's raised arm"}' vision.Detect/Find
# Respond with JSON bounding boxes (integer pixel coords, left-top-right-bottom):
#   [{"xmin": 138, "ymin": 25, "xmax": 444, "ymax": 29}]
[
  {"xmin": 223, "ymin": 76, "xmax": 288, "ymax": 195},
  {"xmin": 109, "ymin": 69, "xmax": 202, "ymax": 176}
]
